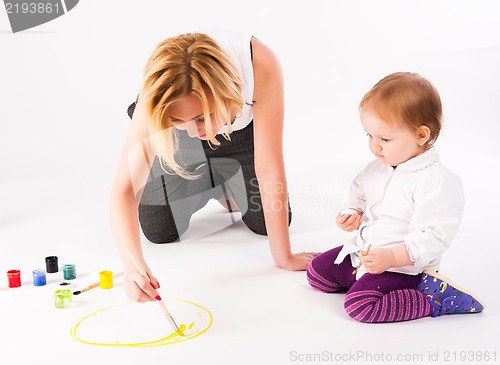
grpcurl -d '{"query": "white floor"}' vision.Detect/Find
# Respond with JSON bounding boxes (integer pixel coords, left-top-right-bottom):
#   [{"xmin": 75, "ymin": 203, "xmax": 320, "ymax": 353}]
[{"xmin": 1, "ymin": 155, "xmax": 499, "ymax": 364}]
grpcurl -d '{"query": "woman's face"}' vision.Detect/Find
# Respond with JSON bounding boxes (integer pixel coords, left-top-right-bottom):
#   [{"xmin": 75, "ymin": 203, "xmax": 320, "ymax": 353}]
[{"xmin": 166, "ymin": 94, "xmax": 218, "ymax": 139}]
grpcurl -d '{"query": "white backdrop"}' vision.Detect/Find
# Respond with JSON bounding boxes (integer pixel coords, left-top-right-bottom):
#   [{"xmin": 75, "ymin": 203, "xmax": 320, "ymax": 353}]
[
  {"xmin": 1, "ymin": 0, "xmax": 499, "ymax": 181},
  {"xmin": 1, "ymin": 1, "xmax": 500, "ymax": 364}
]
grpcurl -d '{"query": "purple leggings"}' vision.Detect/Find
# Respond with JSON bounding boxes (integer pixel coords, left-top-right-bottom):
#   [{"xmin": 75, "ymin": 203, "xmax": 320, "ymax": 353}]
[{"xmin": 307, "ymin": 246, "xmax": 434, "ymax": 323}]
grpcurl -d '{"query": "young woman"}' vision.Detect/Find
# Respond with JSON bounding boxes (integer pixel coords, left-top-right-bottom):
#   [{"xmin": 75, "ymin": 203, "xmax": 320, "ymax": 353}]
[{"xmin": 110, "ymin": 29, "xmax": 317, "ymax": 303}]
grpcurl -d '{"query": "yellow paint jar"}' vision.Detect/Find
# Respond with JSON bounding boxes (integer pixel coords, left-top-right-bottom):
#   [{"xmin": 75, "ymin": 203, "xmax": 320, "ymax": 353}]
[{"xmin": 99, "ymin": 270, "xmax": 113, "ymax": 289}]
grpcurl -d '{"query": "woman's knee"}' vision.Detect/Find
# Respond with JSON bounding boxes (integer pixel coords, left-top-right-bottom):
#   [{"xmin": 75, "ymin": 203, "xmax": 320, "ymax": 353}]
[
  {"xmin": 139, "ymin": 219, "xmax": 180, "ymax": 244},
  {"xmin": 241, "ymin": 207, "xmax": 267, "ymax": 235},
  {"xmin": 242, "ymin": 202, "xmax": 292, "ymax": 236},
  {"xmin": 244, "ymin": 219, "xmax": 267, "ymax": 236},
  {"xmin": 143, "ymin": 230, "xmax": 179, "ymax": 244},
  {"xmin": 138, "ymin": 204, "xmax": 181, "ymax": 244}
]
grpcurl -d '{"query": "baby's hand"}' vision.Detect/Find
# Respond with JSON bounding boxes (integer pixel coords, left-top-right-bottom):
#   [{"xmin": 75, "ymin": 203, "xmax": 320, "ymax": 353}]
[
  {"xmin": 336, "ymin": 209, "xmax": 362, "ymax": 232},
  {"xmin": 359, "ymin": 248, "xmax": 394, "ymax": 274}
]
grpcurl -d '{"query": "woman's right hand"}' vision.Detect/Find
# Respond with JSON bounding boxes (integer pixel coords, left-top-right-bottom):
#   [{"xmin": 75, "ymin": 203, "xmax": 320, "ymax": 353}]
[
  {"xmin": 336, "ymin": 210, "xmax": 362, "ymax": 232},
  {"xmin": 124, "ymin": 268, "xmax": 162, "ymax": 303},
  {"xmin": 277, "ymin": 251, "xmax": 321, "ymax": 271}
]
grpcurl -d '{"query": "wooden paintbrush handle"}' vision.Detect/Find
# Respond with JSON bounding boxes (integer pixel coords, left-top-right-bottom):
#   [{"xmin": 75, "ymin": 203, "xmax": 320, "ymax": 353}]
[{"xmin": 352, "ymin": 244, "xmax": 372, "ymax": 275}]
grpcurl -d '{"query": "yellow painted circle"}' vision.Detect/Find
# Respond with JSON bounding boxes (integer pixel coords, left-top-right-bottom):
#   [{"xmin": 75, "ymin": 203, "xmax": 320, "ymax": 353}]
[{"xmin": 71, "ymin": 299, "xmax": 213, "ymax": 347}]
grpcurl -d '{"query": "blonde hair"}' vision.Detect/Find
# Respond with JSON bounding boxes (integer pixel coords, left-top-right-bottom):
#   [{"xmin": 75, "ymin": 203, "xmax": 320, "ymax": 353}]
[
  {"xmin": 141, "ymin": 33, "xmax": 244, "ymax": 178},
  {"xmin": 359, "ymin": 72, "xmax": 442, "ymax": 146}
]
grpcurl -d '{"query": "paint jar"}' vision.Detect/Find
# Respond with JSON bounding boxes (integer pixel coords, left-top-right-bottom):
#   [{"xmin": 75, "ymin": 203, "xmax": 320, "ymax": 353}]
[
  {"xmin": 32, "ymin": 269, "xmax": 47, "ymax": 286},
  {"xmin": 54, "ymin": 289, "xmax": 73, "ymax": 308},
  {"xmin": 7, "ymin": 270, "xmax": 21, "ymax": 288},
  {"xmin": 45, "ymin": 256, "xmax": 59, "ymax": 273},
  {"xmin": 63, "ymin": 264, "xmax": 76, "ymax": 280},
  {"xmin": 99, "ymin": 270, "xmax": 113, "ymax": 289}
]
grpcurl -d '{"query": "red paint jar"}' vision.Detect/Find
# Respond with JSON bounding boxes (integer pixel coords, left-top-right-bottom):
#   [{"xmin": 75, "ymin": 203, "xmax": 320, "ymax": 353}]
[{"xmin": 7, "ymin": 270, "xmax": 21, "ymax": 288}]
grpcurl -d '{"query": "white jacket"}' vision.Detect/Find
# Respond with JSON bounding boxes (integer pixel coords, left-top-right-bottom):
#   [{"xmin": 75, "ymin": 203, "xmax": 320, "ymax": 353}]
[{"xmin": 334, "ymin": 147, "xmax": 465, "ymax": 279}]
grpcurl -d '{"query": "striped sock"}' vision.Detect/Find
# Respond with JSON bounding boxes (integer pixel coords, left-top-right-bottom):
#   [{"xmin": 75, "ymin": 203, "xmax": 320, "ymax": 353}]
[
  {"xmin": 306, "ymin": 262, "xmax": 344, "ymax": 293},
  {"xmin": 344, "ymin": 289, "xmax": 434, "ymax": 323}
]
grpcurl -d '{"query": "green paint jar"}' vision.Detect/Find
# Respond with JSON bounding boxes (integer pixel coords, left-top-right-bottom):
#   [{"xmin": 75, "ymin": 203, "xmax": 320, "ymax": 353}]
[
  {"xmin": 63, "ymin": 264, "xmax": 76, "ymax": 280},
  {"xmin": 54, "ymin": 289, "xmax": 73, "ymax": 308}
]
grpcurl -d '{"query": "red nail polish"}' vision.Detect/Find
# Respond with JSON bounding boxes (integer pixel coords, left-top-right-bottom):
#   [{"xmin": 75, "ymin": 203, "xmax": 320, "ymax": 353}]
[{"xmin": 155, "ymin": 295, "xmax": 161, "ymax": 301}]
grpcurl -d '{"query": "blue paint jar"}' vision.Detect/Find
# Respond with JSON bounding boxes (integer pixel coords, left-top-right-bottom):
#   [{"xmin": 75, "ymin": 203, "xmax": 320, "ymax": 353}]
[{"xmin": 32, "ymin": 269, "xmax": 47, "ymax": 286}]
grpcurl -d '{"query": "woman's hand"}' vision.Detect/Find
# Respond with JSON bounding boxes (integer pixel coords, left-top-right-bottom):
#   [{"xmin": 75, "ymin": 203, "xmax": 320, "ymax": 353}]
[
  {"xmin": 336, "ymin": 210, "xmax": 362, "ymax": 232},
  {"xmin": 277, "ymin": 252, "xmax": 321, "ymax": 271},
  {"xmin": 124, "ymin": 268, "xmax": 162, "ymax": 303}
]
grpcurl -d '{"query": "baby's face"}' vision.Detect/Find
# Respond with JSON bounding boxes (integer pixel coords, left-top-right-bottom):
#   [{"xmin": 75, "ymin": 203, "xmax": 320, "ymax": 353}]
[{"xmin": 360, "ymin": 110, "xmax": 426, "ymax": 167}]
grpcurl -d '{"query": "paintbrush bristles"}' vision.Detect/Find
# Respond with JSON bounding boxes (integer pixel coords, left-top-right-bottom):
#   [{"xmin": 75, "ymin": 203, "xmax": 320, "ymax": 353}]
[
  {"xmin": 157, "ymin": 301, "xmax": 182, "ymax": 335},
  {"xmin": 158, "ymin": 300, "xmax": 181, "ymax": 332},
  {"xmin": 73, "ymin": 282, "xmax": 100, "ymax": 295}
]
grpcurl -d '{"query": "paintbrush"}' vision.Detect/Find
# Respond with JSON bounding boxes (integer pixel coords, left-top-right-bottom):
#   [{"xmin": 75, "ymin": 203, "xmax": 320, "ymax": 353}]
[
  {"xmin": 123, "ymin": 243, "xmax": 180, "ymax": 333},
  {"xmin": 73, "ymin": 272, "xmax": 124, "ymax": 295},
  {"xmin": 352, "ymin": 244, "xmax": 372, "ymax": 275}
]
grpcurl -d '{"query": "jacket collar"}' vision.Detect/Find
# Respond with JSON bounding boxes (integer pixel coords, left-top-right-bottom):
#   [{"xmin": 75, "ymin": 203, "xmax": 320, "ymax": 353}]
[{"xmin": 394, "ymin": 146, "xmax": 440, "ymax": 173}]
